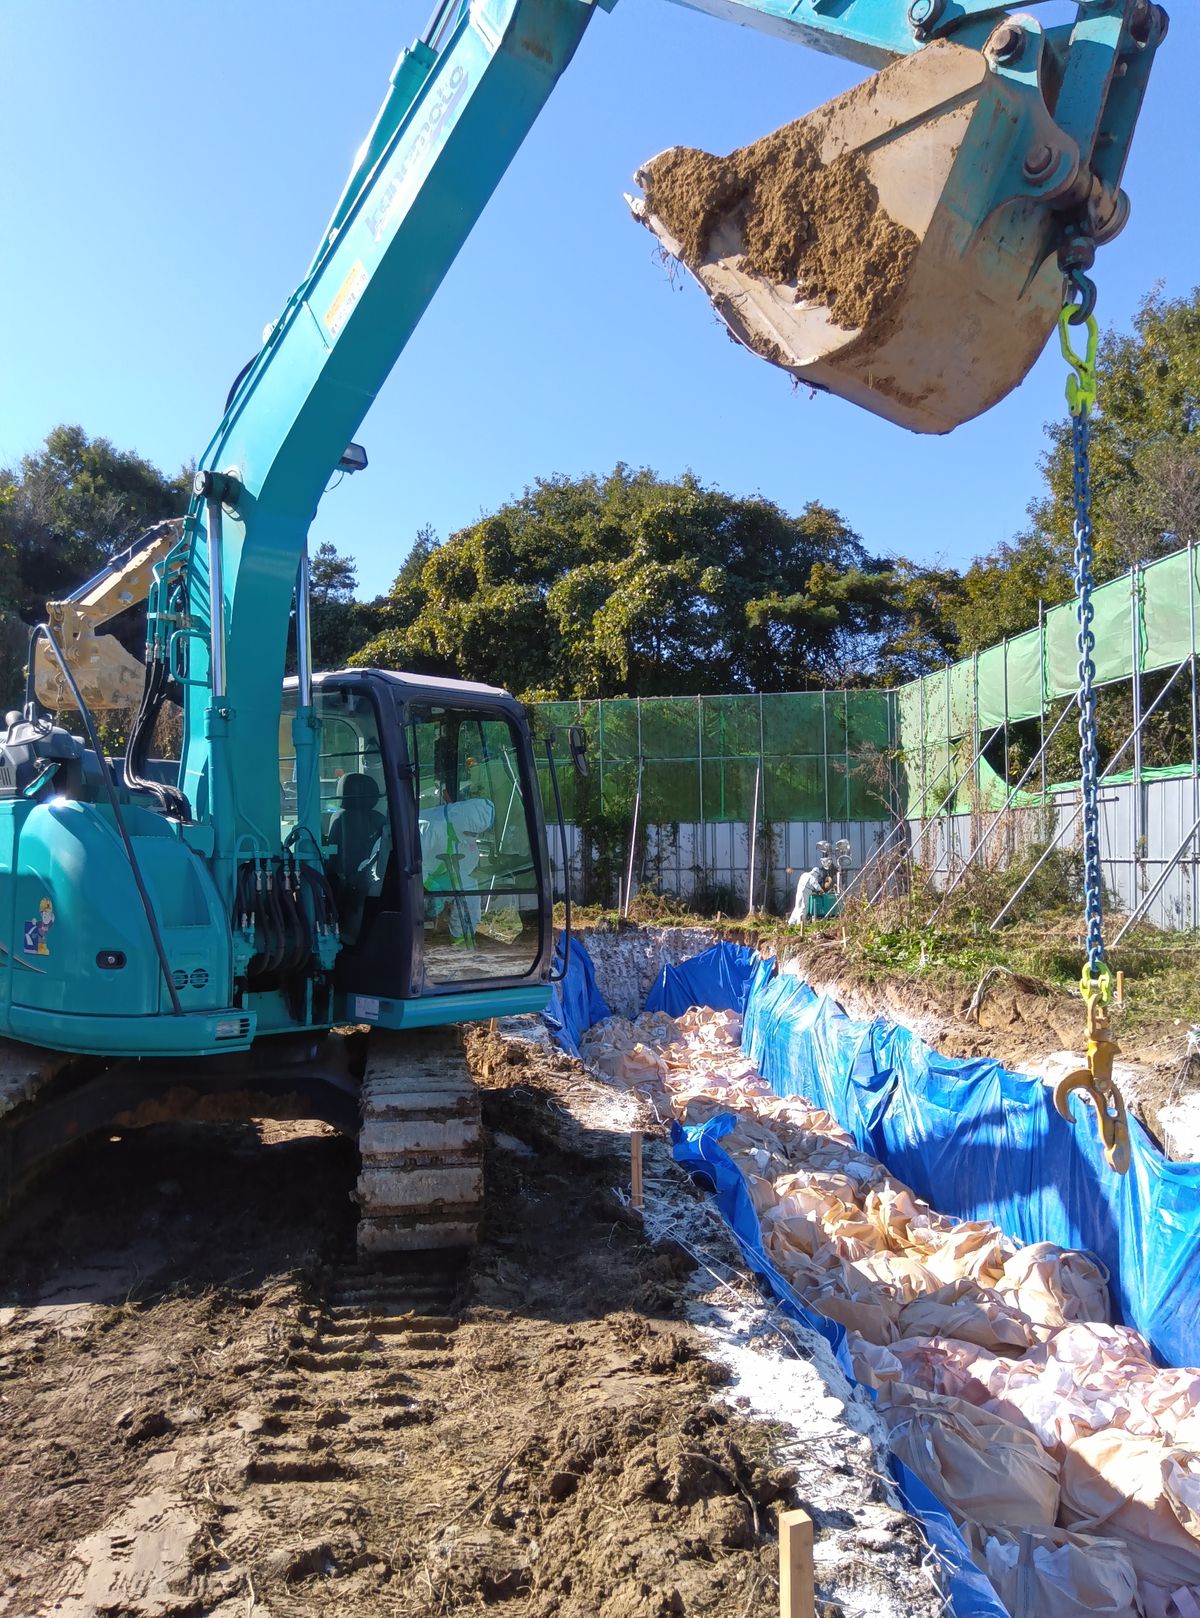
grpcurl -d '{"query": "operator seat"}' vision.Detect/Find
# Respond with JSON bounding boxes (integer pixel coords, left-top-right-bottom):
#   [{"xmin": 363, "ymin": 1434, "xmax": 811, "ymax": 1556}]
[{"xmin": 328, "ymin": 772, "xmax": 387, "ymax": 941}]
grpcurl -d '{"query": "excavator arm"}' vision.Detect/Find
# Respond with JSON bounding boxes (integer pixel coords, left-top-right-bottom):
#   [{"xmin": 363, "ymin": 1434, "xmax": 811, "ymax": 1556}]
[{"xmin": 33, "ymin": 522, "xmax": 181, "ymax": 713}]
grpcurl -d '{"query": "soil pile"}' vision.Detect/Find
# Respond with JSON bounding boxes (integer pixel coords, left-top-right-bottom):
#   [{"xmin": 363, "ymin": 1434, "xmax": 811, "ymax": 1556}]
[{"xmin": 640, "ymin": 126, "xmax": 918, "ymax": 332}]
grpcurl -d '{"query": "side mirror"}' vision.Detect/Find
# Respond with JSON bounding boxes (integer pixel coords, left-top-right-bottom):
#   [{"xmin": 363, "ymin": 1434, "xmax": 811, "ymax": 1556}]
[{"xmin": 568, "ymin": 725, "xmax": 589, "ymax": 779}]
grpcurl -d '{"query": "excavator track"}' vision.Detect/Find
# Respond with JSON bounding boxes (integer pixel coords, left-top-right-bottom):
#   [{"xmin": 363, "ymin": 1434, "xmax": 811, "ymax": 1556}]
[
  {"xmin": 355, "ymin": 1028, "xmax": 483, "ymax": 1258},
  {"xmin": 0, "ymin": 1026, "xmax": 486, "ymax": 1263}
]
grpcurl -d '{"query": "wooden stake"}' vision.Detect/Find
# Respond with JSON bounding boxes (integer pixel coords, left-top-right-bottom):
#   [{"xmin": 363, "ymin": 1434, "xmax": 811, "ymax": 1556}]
[
  {"xmin": 779, "ymin": 1508, "xmax": 814, "ymax": 1618},
  {"xmin": 1116, "ymin": 970, "xmax": 1125, "ymax": 1007},
  {"xmin": 630, "ymin": 1130, "xmax": 644, "ymax": 1209}
]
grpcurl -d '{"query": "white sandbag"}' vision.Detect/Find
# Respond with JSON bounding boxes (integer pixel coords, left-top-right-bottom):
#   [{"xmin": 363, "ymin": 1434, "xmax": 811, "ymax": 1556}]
[
  {"xmin": 964, "ymin": 1521, "xmax": 1138, "ymax": 1618},
  {"xmin": 1060, "ymin": 1430, "xmax": 1200, "ymax": 1589},
  {"xmin": 880, "ymin": 1385, "xmax": 1060, "ymax": 1532}
]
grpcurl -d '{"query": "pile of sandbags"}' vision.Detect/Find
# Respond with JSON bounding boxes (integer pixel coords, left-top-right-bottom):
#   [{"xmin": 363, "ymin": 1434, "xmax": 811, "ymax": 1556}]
[{"xmin": 581, "ymin": 1007, "xmax": 1200, "ymax": 1618}]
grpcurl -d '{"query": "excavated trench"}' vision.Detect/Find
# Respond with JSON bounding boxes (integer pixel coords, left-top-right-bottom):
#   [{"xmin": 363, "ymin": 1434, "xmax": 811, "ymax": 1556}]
[{"xmin": 563, "ymin": 923, "xmax": 1200, "ymax": 1618}]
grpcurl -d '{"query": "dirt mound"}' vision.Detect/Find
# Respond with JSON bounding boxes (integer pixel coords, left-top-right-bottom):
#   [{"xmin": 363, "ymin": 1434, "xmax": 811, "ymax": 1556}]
[{"xmin": 640, "ymin": 126, "xmax": 917, "ymax": 332}]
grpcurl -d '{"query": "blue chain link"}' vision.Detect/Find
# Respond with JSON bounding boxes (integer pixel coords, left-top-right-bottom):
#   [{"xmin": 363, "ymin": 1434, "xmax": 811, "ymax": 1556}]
[{"xmin": 1071, "ymin": 404, "xmax": 1107, "ymax": 981}]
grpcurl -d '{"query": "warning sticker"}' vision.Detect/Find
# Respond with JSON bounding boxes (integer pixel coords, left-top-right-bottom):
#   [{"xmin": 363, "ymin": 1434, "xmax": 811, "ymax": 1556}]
[{"xmin": 323, "ymin": 260, "xmax": 368, "ymax": 339}]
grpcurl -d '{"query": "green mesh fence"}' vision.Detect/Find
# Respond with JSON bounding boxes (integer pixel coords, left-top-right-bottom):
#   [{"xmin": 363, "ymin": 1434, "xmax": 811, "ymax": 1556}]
[
  {"xmin": 894, "ymin": 543, "xmax": 1200, "ymax": 816},
  {"xmin": 532, "ymin": 690, "xmax": 895, "ymax": 823},
  {"xmin": 536, "ymin": 544, "xmax": 1200, "ymax": 825}
]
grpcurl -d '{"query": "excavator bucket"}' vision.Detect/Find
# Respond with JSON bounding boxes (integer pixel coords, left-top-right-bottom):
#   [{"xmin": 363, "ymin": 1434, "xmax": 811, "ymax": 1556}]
[{"xmin": 629, "ymin": 37, "xmax": 1104, "ymax": 435}]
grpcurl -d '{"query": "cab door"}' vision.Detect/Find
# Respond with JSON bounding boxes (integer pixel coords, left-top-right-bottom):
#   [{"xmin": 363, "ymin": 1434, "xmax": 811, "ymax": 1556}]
[
  {"xmin": 280, "ymin": 678, "xmax": 413, "ymax": 1000},
  {"xmin": 404, "ymin": 701, "xmax": 545, "ymax": 990}
]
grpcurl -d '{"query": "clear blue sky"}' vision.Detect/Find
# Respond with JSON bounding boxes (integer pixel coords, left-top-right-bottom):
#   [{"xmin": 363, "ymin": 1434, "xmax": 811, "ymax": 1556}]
[{"xmin": 0, "ymin": 1, "xmax": 1192, "ymax": 599}]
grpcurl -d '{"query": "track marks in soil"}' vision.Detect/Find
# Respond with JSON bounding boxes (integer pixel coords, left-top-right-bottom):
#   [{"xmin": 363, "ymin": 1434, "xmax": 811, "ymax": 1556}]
[{"xmin": 0, "ymin": 1073, "xmax": 805, "ymax": 1617}]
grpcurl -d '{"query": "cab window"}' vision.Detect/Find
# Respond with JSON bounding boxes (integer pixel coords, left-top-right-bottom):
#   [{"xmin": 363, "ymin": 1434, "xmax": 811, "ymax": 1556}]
[
  {"xmin": 407, "ymin": 705, "xmax": 540, "ymax": 985},
  {"xmin": 279, "ymin": 687, "xmax": 393, "ymax": 944}
]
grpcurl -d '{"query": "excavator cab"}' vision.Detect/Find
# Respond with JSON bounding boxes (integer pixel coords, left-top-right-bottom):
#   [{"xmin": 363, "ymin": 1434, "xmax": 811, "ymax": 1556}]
[{"xmin": 279, "ymin": 670, "xmax": 555, "ymax": 1030}]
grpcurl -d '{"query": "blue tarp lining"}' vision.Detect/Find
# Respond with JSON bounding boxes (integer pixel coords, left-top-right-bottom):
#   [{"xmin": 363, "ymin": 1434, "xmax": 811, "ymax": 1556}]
[
  {"xmin": 645, "ymin": 942, "xmax": 764, "ymax": 1017},
  {"xmin": 542, "ymin": 935, "xmax": 611, "ymax": 1060},
  {"xmin": 672, "ymin": 1111, "xmax": 1008, "ymax": 1618},
  {"xmin": 742, "ymin": 970, "xmax": 1200, "ymax": 1369}
]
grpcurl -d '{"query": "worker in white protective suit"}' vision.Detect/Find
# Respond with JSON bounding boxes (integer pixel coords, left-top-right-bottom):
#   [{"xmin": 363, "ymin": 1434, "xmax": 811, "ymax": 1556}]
[
  {"xmin": 788, "ymin": 864, "xmax": 833, "ymax": 928},
  {"xmin": 419, "ymin": 790, "xmax": 495, "ymax": 944}
]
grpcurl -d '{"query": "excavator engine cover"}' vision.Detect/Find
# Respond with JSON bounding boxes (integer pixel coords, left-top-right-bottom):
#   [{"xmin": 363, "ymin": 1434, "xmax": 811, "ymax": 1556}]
[{"xmin": 629, "ymin": 36, "xmax": 1112, "ymax": 435}]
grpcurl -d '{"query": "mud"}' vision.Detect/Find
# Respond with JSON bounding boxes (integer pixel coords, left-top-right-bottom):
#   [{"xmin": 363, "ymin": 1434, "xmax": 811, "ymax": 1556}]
[
  {"xmin": 640, "ymin": 127, "xmax": 918, "ymax": 333},
  {"xmin": 0, "ymin": 1032, "xmax": 941, "ymax": 1618}
]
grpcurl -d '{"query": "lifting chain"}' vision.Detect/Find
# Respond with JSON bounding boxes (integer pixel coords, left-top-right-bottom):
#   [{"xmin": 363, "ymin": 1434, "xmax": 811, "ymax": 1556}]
[{"xmin": 1052, "ymin": 268, "xmax": 1131, "ymax": 1175}]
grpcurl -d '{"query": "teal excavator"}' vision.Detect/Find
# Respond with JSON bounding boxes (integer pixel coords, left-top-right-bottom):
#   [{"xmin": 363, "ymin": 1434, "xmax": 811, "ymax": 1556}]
[{"xmin": 0, "ymin": 0, "xmax": 1166, "ymax": 1250}]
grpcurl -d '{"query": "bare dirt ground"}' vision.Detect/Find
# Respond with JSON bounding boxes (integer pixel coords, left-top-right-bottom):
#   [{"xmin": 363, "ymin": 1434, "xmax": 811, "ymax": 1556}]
[{"xmin": 0, "ymin": 1028, "xmax": 940, "ymax": 1618}]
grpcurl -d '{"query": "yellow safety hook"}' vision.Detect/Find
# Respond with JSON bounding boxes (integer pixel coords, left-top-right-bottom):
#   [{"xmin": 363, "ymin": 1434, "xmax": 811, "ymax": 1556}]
[{"xmin": 1053, "ymin": 965, "xmax": 1131, "ymax": 1174}]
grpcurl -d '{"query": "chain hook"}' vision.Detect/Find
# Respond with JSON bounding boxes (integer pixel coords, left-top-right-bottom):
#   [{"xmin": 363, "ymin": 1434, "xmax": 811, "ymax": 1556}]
[
  {"xmin": 1062, "ymin": 264, "xmax": 1098, "ymax": 327},
  {"xmin": 1058, "ymin": 302, "xmax": 1099, "ymax": 419},
  {"xmin": 1054, "ymin": 981, "xmax": 1131, "ymax": 1175},
  {"xmin": 1053, "ymin": 270, "xmax": 1131, "ymax": 1175}
]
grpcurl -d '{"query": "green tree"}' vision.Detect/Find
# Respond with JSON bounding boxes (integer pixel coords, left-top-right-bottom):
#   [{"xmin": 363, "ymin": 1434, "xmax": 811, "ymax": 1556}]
[
  {"xmin": 0, "ymin": 424, "xmax": 190, "ymax": 621},
  {"xmin": 0, "ymin": 425, "xmax": 190, "ymax": 704},
  {"xmin": 953, "ymin": 284, "xmax": 1200, "ymax": 655},
  {"xmin": 357, "ymin": 467, "xmax": 949, "ymax": 699},
  {"xmin": 297, "ymin": 539, "xmax": 385, "ymax": 672}
]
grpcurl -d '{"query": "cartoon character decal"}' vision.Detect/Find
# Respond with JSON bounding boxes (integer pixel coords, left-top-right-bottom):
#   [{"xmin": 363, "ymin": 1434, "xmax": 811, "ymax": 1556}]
[{"xmin": 23, "ymin": 896, "xmax": 55, "ymax": 956}]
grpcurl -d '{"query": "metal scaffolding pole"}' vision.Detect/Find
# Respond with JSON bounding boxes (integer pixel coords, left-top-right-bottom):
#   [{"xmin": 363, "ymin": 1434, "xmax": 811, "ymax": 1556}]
[
  {"xmin": 1038, "ymin": 599, "xmax": 1048, "ymax": 803},
  {"xmin": 928, "ymin": 729, "xmax": 1003, "ymax": 884},
  {"xmin": 621, "ymin": 753, "xmax": 644, "ymax": 919},
  {"xmin": 925, "ymin": 676, "xmax": 938, "ymax": 834},
  {"xmin": 821, "ymin": 689, "xmax": 830, "ymax": 829},
  {"xmin": 1002, "ymin": 638, "xmax": 1010, "ymax": 863},
  {"xmin": 1190, "ymin": 542, "xmax": 1198, "ymax": 929},
  {"xmin": 967, "ymin": 649, "xmax": 981, "ymax": 880},
  {"xmin": 991, "ymin": 654, "xmax": 1192, "ymax": 931},
  {"xmin": 747, "ymin": 759, "xmax": 761, "ymax": 916},
  {"xmin": 696, "ymin": 695, "xmax": 705, "ymax": 895},
  {"xmin": 758, "ymin": 691, "xmax": 767, "ymax": 908},
  {"xmin": 928, "ymin": 694, "xmax": 1080, "ymax": 921},
  {"xmin": 1131, "ymin": 564, "xmax": 1144, "ymax": 896}
]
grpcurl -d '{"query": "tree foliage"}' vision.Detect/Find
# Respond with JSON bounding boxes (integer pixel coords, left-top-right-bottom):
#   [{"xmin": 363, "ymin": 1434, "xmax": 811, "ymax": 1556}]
[
  {"xmin": 356, "ymin": 467, "xmax": 949, "ymax": 700},
  {"xmin": 7, "ymin": 284, "xmax": 1198, "ymax": 736},
  {"xmin": 306, "ymin": 539, "xmax": 386, "ymax": 670},
  {"xmin": 0, "ymin": 424, "xmax": 190, "ymax": 621},
  {"xmin": 953, "ymin": 284, "xmax": 1200, "ymax": 654},
  {"xmin": 0, "ymin": 425, "xmax": 191, "ymax": 701}
]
